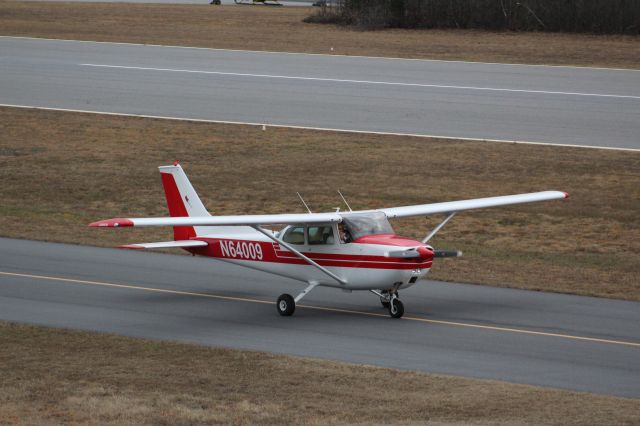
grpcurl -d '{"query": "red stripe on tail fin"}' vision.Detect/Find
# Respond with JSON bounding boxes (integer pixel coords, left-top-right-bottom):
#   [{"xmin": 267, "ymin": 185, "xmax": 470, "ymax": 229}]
[{"xmin": 160, "ymin": 172, "xmax": 196, "ymax": 241}]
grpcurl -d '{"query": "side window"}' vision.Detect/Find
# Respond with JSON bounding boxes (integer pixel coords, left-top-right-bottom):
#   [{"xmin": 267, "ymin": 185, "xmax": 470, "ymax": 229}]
[
  {"xmin": 283, "ymin": 226, "xmax": 305, "ymax": 245},
  {"xmin": 308, "ymin": 225, "xmax": 335, "ymax": 245}
]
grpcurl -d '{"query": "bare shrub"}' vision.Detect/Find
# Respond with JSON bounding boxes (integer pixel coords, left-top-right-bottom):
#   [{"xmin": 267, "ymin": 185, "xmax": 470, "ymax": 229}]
[{"xmin": 307, "ymin": 0, "xmax": 640, "ymax": 34}]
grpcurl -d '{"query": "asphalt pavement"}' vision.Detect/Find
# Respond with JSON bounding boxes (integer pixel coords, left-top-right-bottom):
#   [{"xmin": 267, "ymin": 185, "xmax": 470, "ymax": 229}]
[
  {"xmin": 1, "ymin": 37, "xmax": 639, "ymax": 149},
  {"xmin": 1, "ymin": 237, "xmax": 638, "ymax": 398}
]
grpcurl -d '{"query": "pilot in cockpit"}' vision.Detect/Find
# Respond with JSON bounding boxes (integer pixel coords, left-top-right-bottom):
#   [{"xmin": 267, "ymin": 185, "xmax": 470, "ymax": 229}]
[{"xmin": 338, "ymin": 223, "xmax": 352, "ymax": 243}]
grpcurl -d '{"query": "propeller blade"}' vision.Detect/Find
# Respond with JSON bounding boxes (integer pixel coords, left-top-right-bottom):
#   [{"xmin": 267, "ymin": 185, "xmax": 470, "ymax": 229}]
[{"xmin": 434, "ymin": 250, "xmax": 463, "ymax": 258}]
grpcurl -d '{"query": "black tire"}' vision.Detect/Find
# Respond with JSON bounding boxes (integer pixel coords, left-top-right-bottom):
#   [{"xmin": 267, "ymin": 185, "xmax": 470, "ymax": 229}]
[
  {"xmin": 277, "ymin": 294, "xmax": 295, "ymax": 316},
  {"xmin": 388, "ymin": 298, "xmax": 404, "ymax": 319}
]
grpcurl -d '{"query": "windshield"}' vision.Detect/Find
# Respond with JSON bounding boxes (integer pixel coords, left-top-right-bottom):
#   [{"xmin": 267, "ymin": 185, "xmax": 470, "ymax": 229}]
[{"xmin": 341, "ymin": 212, "xmax": 394, "ymax": 240}]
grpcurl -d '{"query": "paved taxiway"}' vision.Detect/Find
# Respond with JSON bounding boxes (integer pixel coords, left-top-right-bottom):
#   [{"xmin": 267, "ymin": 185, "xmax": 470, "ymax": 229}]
[
  {"xmin": 1, "ymin": 37, "xmax": 639, "ymax": 149},
  {"xmin": 1, "ymin": 238, "xmax": 638, "ymax": 397}
]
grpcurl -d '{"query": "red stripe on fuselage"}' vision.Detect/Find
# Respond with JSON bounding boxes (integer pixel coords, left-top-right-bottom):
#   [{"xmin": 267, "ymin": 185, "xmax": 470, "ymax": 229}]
[{"xmin": 191, "ymin": 238, "xmax": 432, "ymax": 270}]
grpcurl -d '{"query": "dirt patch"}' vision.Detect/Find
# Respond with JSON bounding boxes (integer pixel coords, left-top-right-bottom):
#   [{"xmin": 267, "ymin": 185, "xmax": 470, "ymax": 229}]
[
  {"xmin": 1, "ymin": 321, "xmax": 639, "ymax": 425},
  {"xmin": 1, "ymin": 106, "xmax": 639, "ymax": 300},
  {"xmin": 0, "ymin": 2, "xmax": 639, "ymax": 68}
]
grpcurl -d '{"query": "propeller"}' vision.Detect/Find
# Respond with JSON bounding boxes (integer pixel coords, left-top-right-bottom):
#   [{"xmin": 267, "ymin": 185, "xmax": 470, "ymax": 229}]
[
  {"xmin": 434, "ymin": 250, "xmax": 463, "ymax": 258},
  {"xmin": 386, "ymin": 247, "xmax": 462, "ymax": 259}
]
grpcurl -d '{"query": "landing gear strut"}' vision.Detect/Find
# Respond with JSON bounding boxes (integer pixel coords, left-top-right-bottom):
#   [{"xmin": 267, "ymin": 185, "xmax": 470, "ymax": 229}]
[{"xmin": 379, "ymin": 290, "xmax": 390, "ymax": 308}]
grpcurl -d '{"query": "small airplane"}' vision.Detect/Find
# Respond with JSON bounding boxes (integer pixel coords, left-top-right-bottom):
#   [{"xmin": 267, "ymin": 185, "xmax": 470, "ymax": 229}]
[{"xmin": 90, "ymin": 163, "xmax": 568, "ymax": 318}]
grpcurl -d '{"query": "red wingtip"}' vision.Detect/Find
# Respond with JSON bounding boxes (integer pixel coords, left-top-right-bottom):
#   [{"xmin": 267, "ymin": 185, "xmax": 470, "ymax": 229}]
[
  {"xmin": 117, "ymin": 244, "xmax": 143, "ymax": 250},
  {"xmin": 563, "ymin": 192, "xmax": 570, "ymax": 199},
  {"xmin": 88, "ymin": 218, "xmax": 134, "ymax": 228}
]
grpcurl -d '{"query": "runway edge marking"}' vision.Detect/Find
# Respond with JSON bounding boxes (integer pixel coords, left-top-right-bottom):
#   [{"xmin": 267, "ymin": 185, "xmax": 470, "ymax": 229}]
[
  {"xmin": 2, "ymin": 270, "xmax": 639, "ymax": 348},
  {"xmin": 1, "ymin": 104, "xmax": 638, "ymax": 152}
]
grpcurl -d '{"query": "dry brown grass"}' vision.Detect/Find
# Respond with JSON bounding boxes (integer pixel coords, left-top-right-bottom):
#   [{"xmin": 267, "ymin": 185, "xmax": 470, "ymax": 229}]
[
  {"xmin": 1, "ymin": 2, "xmax": 639, "ymax": 68},
  {"xmin": 1, "ymin": 106, "xmax": 639, "ymax": 301},
  {"xmin": 1, "ymin": 321, "xmax": 639, "ymax": 425}
]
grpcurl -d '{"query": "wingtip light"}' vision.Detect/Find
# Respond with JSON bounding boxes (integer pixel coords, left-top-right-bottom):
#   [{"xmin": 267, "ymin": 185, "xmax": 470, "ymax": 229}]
[{"xmin": 563, "ymin": 192, "xmax": 570, "ymax": 199}]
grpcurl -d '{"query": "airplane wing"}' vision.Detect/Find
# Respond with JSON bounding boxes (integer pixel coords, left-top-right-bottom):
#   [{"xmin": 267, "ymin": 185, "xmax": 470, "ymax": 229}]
[
  {"xmin": 379, "ymin": 191, "xmax": 568, "ymax": 219},
  {"xmin": 90, "ymin": 191, "xmax": 567, "ymax": 228},
  {"xmin": 89, "ymin": 212, "xmax": 342, "ymax": 228}
]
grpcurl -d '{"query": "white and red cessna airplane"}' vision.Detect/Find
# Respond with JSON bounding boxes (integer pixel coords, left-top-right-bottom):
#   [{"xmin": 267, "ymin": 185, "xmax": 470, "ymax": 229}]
[{"xmin": 90, "ymin": 163, "xmax": 568, "ymax": 318}]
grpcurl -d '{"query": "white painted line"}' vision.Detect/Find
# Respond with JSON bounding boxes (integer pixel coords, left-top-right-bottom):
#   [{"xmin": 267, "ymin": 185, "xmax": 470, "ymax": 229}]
[
  {"xmin": 1, "ymin": 103, "xmax": 639, "ymax": 152},
  {"xmin": 3, "ymin": 35, "xmax": 639, "ymax": 73},
  {"xmin": 80, "ymin": 63, "xmax": 640, "ymax": 100}
]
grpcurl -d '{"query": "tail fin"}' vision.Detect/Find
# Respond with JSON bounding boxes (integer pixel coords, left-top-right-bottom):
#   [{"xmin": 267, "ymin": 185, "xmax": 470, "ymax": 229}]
[{"xmin": 159, "ymin": 163, "xmax": 210, "ymax": 240}]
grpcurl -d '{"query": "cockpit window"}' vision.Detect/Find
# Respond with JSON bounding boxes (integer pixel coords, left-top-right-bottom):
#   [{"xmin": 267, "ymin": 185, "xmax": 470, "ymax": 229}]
[
  {"xmin": 308, "ymin": 225, "xmax": 335, "ymax": 245},
  {"xmin": 282, "ymin": 226, "xmax": 305, "ymax": 245},
  {"xmin": 341, "ymin": 212, "xmax": 394, "ymax": 241}
]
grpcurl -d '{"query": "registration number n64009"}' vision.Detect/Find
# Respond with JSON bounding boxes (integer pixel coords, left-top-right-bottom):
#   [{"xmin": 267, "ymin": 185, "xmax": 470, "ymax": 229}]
[{"xmin": 219, "ymin": 240, "xmax": 263, "ymax": 260}]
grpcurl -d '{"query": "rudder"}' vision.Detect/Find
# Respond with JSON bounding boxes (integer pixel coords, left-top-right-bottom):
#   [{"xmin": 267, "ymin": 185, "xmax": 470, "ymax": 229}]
[{"xmin": 159, "ymin": 162, "xmax": 210, "ymax": 240}]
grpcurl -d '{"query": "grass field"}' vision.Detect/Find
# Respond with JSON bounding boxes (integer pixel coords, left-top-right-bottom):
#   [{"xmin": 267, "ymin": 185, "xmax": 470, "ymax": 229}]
[
  {"xmin": 1, "ymin": 321, "xmax": 639, "ymax": 425},
  {"xmin": 0, "ymin": 2, "xmax": 639, "ymax": 69},
  {"xmin": 1, "ymin": 107, "xmax": 639, "ymax": 300}
]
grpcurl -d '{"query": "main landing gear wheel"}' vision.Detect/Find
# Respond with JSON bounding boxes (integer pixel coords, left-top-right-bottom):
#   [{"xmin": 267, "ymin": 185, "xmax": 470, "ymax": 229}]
[
  {"xmin": 388, "ymin": 298, "xmax": 404, "ymax": 319},
  {"xmin": 277, "ymin": 294, "xmax": 295, "ymax": 316}
]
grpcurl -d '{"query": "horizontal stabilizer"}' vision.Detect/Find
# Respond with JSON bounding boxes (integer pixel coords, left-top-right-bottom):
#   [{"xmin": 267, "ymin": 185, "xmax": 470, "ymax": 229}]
[{"xmin": 118, "ymin": 240, "xmax": 208, "ymax": 250}]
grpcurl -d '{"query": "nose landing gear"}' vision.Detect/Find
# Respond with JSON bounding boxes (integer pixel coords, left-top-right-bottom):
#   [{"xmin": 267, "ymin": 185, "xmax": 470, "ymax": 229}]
[
  {"xmin": 388, "ymin": 295, "xmax": 404, "ymax": 319},
  {"xmin": 379, "ymin": 290, "xmax": 391, "ymax": 308},
  {"xmin": 371, "ymin": 288, "xmax": 405, "ymax": 319}
]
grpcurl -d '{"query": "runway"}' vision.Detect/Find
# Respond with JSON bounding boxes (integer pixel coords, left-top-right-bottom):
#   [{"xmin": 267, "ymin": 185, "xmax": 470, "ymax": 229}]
[
  {"xmin": 1, "ymin": 237, "xmax": 638, "ymax": 398},
  {"xmin": 1, "ymin": 37, "xmax": 639, "ymax": 150}
]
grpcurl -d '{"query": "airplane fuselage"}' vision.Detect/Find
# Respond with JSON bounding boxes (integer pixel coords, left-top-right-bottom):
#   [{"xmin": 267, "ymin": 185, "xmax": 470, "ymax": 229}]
[{"xmin": 188, "ymin": 231, "xmax": 433, "ymax": 291}]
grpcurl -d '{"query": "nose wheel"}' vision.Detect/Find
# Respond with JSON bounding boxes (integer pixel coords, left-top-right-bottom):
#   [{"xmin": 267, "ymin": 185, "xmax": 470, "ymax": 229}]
[{"xmin": 371, "ymin": 289, "xmax": 404, "ymax": 318}]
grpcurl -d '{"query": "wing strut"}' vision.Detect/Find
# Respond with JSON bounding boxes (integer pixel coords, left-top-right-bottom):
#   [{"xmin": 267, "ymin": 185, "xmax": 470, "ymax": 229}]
[
  {"xmin": 251, "ymin": 226, "xmax": 347, "ymax": 286},
  {"xmin": 422, "ymin": 212, "xmax": 456, "ymax": 243}
]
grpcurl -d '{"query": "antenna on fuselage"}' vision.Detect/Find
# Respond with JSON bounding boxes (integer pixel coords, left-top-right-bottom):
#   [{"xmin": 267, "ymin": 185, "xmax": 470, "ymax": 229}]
[
  {"xmin": 297, "ymin": 192, "xmax": 313, "ymax": 214},
  {"xmin": 337, "ymin": 190, "xmax": 353, "ymax": 212}
]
